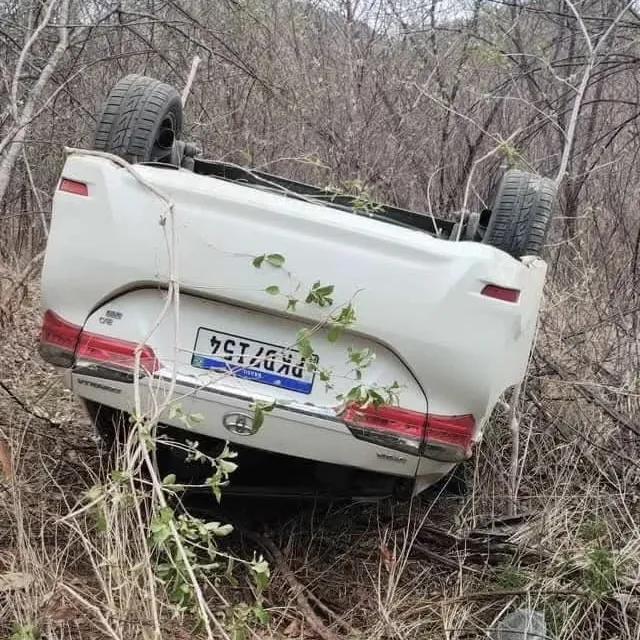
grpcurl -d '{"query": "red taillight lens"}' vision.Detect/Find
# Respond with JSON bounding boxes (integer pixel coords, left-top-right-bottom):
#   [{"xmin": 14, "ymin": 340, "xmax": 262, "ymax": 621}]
[
  {"xmin": 343, "ymin": 402, "xmax": 475, "ymax": 462},
  {"xmin": 59, "ymin": 178, "xmax": 89, "ymax": 196},
  {"xmin": 481, "ymin": 284, "xmax": 520, "ymax": 303},
  {"xmin": 39, "ymin": 310, "xmax": 82, "ymax": 367},
  {"xmin": 76, "ymin": 333, "xmax": 158, "ymax": 374},
  {"xmin": 39, "ymin": 309, "xmax": 158, "ymax": 375},
  {"xmin": 424, "ymin": 413, "xmax": 475, "ymax": 462},
  {"xmin": 342, "ymin": 404, "xmax": 425, "ymax": 439},
  {"xmin": 40, "ymin": 310, "xmax": 81, "ymax": 351}
]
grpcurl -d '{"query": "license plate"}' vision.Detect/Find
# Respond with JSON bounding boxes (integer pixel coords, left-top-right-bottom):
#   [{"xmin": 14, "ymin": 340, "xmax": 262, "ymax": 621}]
[{"xmin": 190, "ymin": 328, "xmax": 317, "ymax": 394}]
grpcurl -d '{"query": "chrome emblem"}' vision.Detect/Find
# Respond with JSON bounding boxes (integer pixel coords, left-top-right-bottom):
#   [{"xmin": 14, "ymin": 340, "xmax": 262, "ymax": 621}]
[{"xmin": 222, "ymin": 412, "xmax": 255, "ymax": 436}]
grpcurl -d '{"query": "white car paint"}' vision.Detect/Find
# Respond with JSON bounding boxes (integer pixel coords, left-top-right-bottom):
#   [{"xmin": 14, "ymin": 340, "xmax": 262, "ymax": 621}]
[{"xmin": 39, "ymin": 153, "xmax": 547, "ymax": 495}]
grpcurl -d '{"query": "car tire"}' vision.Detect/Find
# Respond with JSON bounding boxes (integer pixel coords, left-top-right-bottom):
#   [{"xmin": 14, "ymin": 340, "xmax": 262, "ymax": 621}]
[
  {"xmin": 483, "ymin": 169, "xmax": 556, "ymax": 258},
  {"xmin": 92, "ymin": 74, "xmax": 183, "ymax": 163}
]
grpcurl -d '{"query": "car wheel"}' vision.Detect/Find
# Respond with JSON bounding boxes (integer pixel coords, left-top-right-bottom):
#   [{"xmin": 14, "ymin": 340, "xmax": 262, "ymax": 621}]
[
  {"xmin": 92, "ymin": 74, "xmax": 183, "ymax": 163},
  {"xmin": 483, "ymin": 169, "xmax": 556, "ymax": 258}
]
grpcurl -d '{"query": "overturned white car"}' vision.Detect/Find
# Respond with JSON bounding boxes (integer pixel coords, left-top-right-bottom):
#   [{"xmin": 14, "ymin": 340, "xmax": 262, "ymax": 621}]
[{"xmin": 38, "ymin": 75, "xmax": 554, "ymax": 499}]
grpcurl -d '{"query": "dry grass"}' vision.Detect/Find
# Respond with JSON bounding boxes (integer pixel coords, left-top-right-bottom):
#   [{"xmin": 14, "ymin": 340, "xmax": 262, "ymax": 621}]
[{"xmin": 1, "ymin": 268, "xmax": 639, "ymax": 639}]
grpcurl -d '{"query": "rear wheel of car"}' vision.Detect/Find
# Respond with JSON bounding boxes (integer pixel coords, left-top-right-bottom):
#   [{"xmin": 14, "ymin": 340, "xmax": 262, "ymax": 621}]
[
  {"xmin": 482, "ymin": 169, "xmax": 556, "ymax": 258},
  {"xmin": 92, "ymin": 74, "xmax": 183, "ymax": 163}
]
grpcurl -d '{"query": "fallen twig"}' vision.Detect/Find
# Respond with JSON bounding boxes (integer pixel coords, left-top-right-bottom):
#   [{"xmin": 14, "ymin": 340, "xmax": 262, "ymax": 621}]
[
  {"xmin": 303, "ymin": 586, "xmax": 360, "ymax": 637},
  {"xmin": 0, "ymin": 379, "xmax": 68, "ymax": 428},
  {"xmin": 410, "ymin": 542, "xmax": 481, "ymax": 574},
  {"xmin": 244, "ymin": 531, "xmax": 342, "ymax": 640}
]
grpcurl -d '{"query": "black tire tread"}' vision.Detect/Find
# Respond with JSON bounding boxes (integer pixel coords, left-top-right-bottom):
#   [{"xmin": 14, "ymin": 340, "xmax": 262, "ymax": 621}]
[
  {"xmin": 483, "ymin": 169, "xmax": 556, "ymax": 258},
  {"xmin": 93, "ymin": 74, "xmax": 183, "ymax": 162}
]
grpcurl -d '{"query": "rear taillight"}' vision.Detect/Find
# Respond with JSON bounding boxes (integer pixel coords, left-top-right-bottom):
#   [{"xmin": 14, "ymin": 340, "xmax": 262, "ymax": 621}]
[
  {"xmin": 481, "ymin": 284, "xmax": 520, "ymax": 303},
  {"xmin": 343, "ymin": 403, "xmax": 475, "ymax": 462},
  {"xmin": 38, "ymin": 310, "xmax": 82, "ymax": 367},
  {"xmin": 423, "ymin": 413, "xmax": 475, "ymax": 462},
  {"xmin": 39, "ymin": 309, "xmax": 158, "ymax": 377},
  {"xmin": 59, "ymin": 178, "xmax": 89, "ymax": 196},
  {"xmin": 76, "ymin": 333, "xmax": 158, "ymax": 374}
]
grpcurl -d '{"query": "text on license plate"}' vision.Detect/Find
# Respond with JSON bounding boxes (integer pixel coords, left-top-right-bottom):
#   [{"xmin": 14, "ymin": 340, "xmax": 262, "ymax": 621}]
[{"xmin": 190, "ymin": 328, "xmax": 317, "ymax": 394}]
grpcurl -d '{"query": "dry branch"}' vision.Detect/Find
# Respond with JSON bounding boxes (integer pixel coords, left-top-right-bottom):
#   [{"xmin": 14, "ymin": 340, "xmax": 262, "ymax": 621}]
[{"xmin": 245, "ymin": 532, "xmax": 342, "ymax": 640}]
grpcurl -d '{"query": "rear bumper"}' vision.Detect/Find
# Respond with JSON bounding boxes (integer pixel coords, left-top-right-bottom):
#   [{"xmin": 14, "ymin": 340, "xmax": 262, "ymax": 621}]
[{"xmin": 70, "ymin": 366, "xmax": 456, "ymax": 487}]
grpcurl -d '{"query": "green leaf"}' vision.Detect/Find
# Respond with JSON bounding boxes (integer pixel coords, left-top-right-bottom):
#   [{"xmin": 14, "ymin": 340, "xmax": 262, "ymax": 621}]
[
  {"xmin": 162, "ymin": 474, "xmax": 177, "ymax": 486},
  {"xmin": 110, "ymin": 469, "xmax": 130, "ymax": 483},
  {"xmin": 265, "ymin": 285, "xmax": 280, "ymax": 295},
  {"xmin": 252, "ymin": 255, "xmax": 265, "ymax": 268},
  {"xmin": 251, "ymin": 557, "xmax": 271, "ymax": 592},
  {"xmin": 317, "ymin": 284, "xmax": 334, "ymax": 296},
  {"xmin": 150, "ymin": 523, "xmax": 171, "ymax": 544},
  {"xmin": 305, "ymin": 281, "xmax": 335, "ymax": 307},
  {"xmin": 286, "ymin": 297, "xmax": 298, "ymax": 311},
  {"xmin": 266, "ymin": 253, "xmax": 285, "ymax": 267},
  {"xmin": 296, "ymin": 329, "xmax": 315, "ymax": 361},
  {"xmin": 334, "ymin": 303, "xmax": 357, "ymax": 326},
  {"xmin": 253, "ymin": 605, "xmax": 269, "ymax": 625},
  {"xmin": 327, "ymin": 324, "xmax": 341, "ymax": 342},
  {"xmin": 211, "ymin": 482, "xmax": 222, "ymax": 503},
  {"xmin": 10, "ymin": 623, "xmax": 40, "ymax": 640},
  {"xmin": 215, "ymin": 523, "xmax": 234, "ymax": 536},
  {"xmin": 95, "ymin": 511, "xmax": 107, "ymax": 533},
  {"xmin": 261, "ymin": 399, "xmax": 276, "ymax": 412},
  {"xmin": 219, "ymin": 459, "xmax": 238, "ymax": 474},
  {"xmin": 85, "ymin": 484, "xmax": 103, "ymax": 502},
  {"xmin": 252, "ymin": 405, "xmax": 265, "ymax": 431}
]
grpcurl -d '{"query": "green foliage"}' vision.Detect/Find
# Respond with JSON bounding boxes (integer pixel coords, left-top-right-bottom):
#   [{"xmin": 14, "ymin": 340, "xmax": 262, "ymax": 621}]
[
  {"xmin": 579, "ymin": 519, "xmax": 608, "ymax": 543},
  {"xmin": 494, "ymin": 565, "xmax": 529, "ymax": 589},
  {"xmin": 327, "ymin": 302, "xmax": 357, "ymax": 342},
  {"xmin": 468, "ymin": 42, "xmax": 507, "ymax": 66},
  {"xmin": 152, "ymin": 507, "xmax": 233, "ymax": 611},
  {"xmin": 227, "ymin": 601, "xmax": 270, "ymax": 640},
  {"xmin": 582, "ymin": 546, "xmax": 618, "ymax": 599},
  {"xmin": 339, "ymin": 178, "xmax": 383, "ymax": 213},
  {"xmin": 206, "ymin": 443, "xmax": 239, "ymax": 502},
  {"xmin": 296, "ymin": 328, "xmax": 316, "ymax": 367},
  {"xmin": 305, "ymin": 280, "xmax": 334, "ymax": 307},
  {"xmin": 250, "ymin": 399, "xmax": 275, "ymax": 431},
  {"xmin": 251, "ymin": 253, "xmax": 401, "ymax": 427},
  {"xmin": 337, "ymin": 381, "xmax": 401, "ymax": 409},
  {"xmin": 10, "ymin": 624, "xmax": 39, "ymax": 640},
  {"xmin": 545, "ymin": 597, "xmax": 578, "ymax": 639},
  {"xmin": 252, "ymin": 253, "xmax": 285, "ymax": 268},
  {"xmin": 498, "ymin": 140, "xmax": 523, "ymax": 168},
  {"xmin": 168, "ymin": 403, "xmax": 204, "ymax": 429}
]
